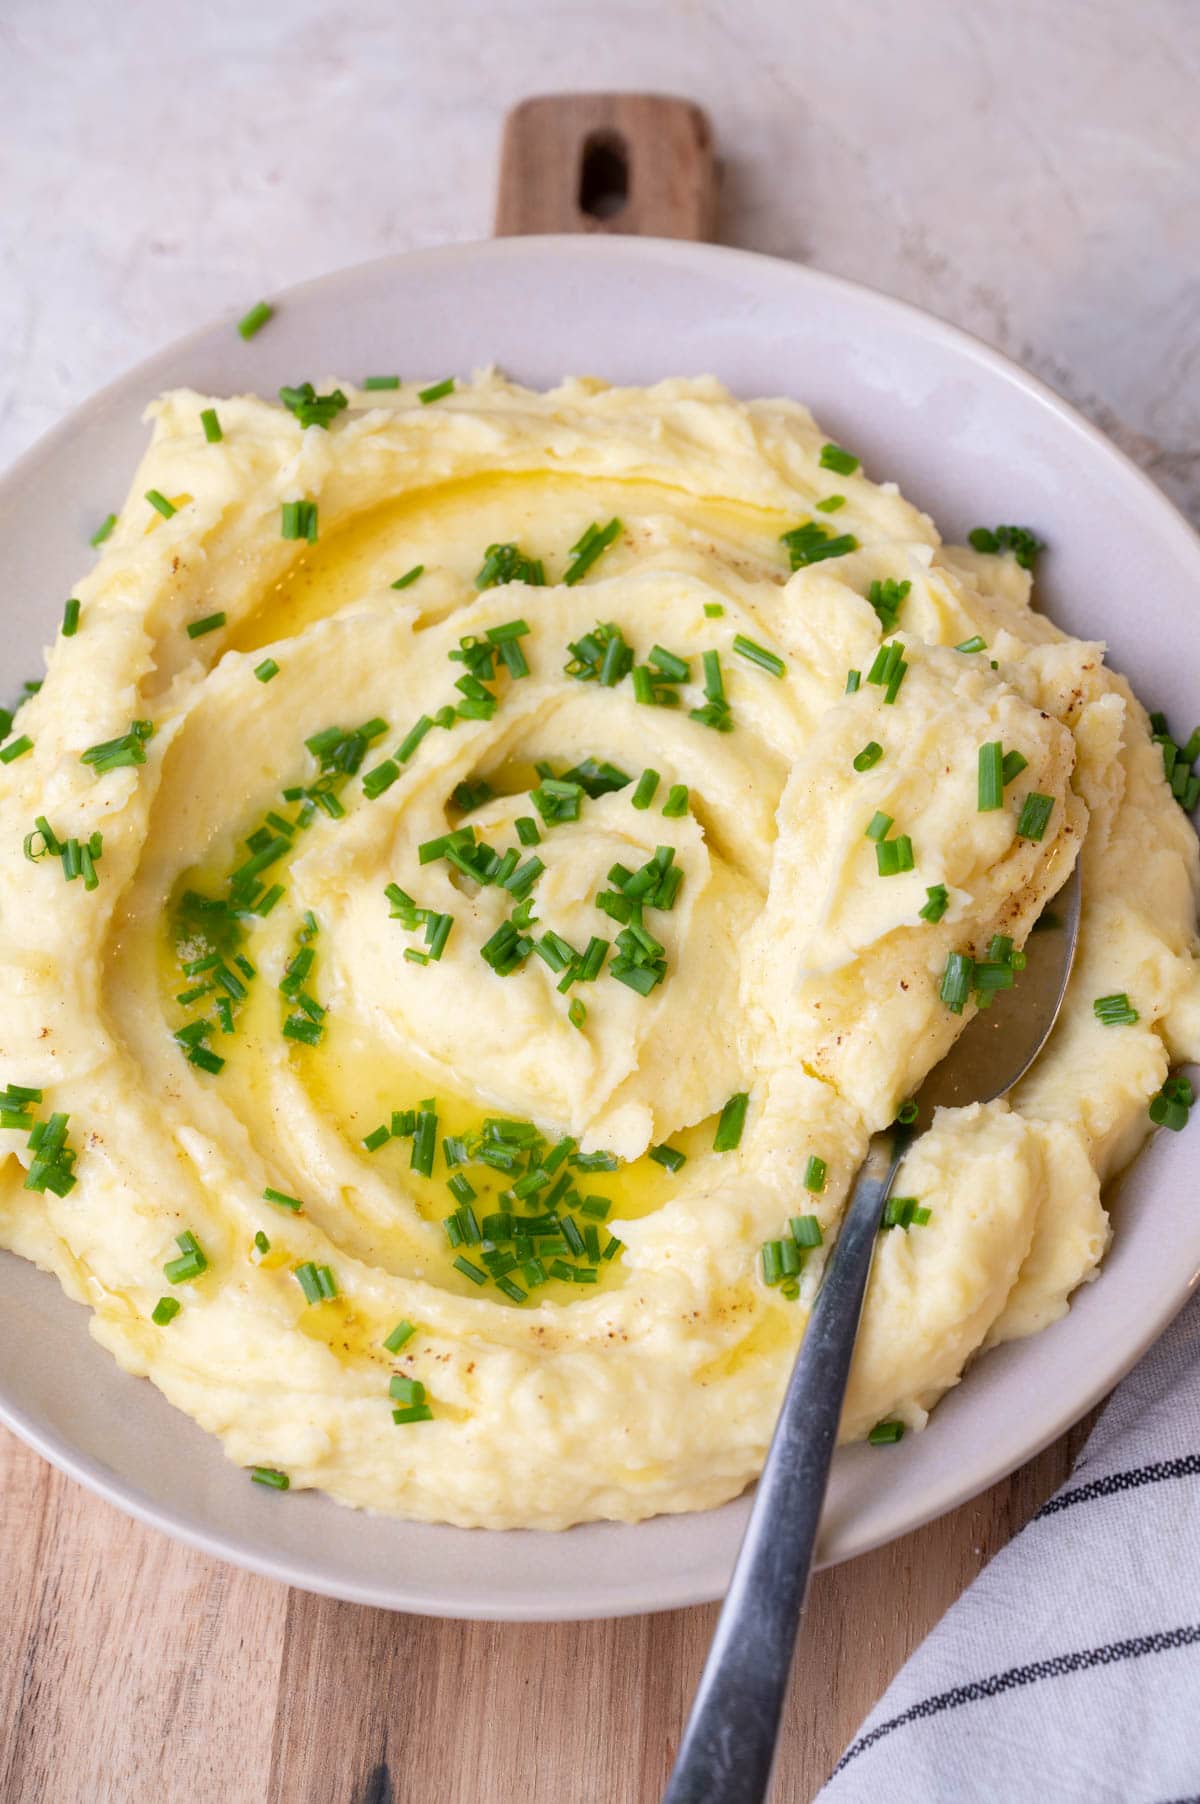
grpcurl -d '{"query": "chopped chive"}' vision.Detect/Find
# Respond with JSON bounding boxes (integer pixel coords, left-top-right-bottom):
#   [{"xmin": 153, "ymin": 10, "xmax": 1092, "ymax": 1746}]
[
  {"xmin": 845, "ymin": 669, "xmax": 861, "ymax": 693},
  {"xmin": 919, "ymin": 883, "xmax": 949, "ymax": 923},
  {"xmin": 293, "ymin": 1261, "xmax": 326, "ymax": 1303},
  {"xmin": 200, "ymin": 407, "xmax": 223, "ymax": 443},
  {"xmin": 391, "ymin": 564, "xmax": 424, "ymax": 589},
  {"xmin": 253, "ymin": 1231, "xmax": 271, "ymax": 1254},
  {"xmin": 427, "ymin": 913, "xmax": 453, "ymax": 961},
  {"xmin": 704, "ymin": 602, "xmax": 725, "ymax": 617},
  {"xmin": 967, "ymin": 524, "xmax": 1044, "ymax": 571},
  {"xmin": 475, "ymin": 544, "xmax": 544, "ymax": 590},
  {"xmin": 90, "ymin": 512, "xmax": 117, "ymax": 547},
  {"xmin": 867, "ymin": 640, "xmax": 901, "ymax": 685},
  {"xmin": 649, "ymin": 1143, "xmax": 687, "ymax": 1173},
  {"xmin": 250, "ymin": 1467, "xmax": 291, "ymax": 1491},
  {"xmin": 151, "ymin": 1296, "xmax": 181, "ymax": 1325},
  {"xmin": 530, "ymin": 778, "xmax": 583, "ymax": 825},
  {"xmin": 486, "ymin": 618, "xmax": 531, "ymax": 644},
  {"xmin": 384, "ymin": 1319, "xmax": 416, "ymax": 1352},
  {"xmin": 164, "ymin": 1230, "xmax": 208, "ymax": 1285},
  {"xmin": 411, "ymin": 1105, "xmax": 438, "ymax": 1178},
  {"xmin": 263, "ymin": 1187, "xmax": 304, "ymax": 1212},
  {"xmin": 364, "ymin": 375, "xmax": 401, "ymax": 390},
  {"xmin": 281, "ymin": 384, "xmax": 346, "ymax": 433},
  {"xmin": 868, "ymin": 1420, "xmax": 905, "ymax": 1446},
  {"xmin": 237, "ymin": 300, "xmax": 274, "ymax": 339},
  {"xmin": 418, "ymin": 377, "xmax": 455, "ymax": 403},
  {"xmin": 875, "ymin": 834, "xmax": 914, "ymax": 876},
  {"xmin": 362, "ymin": 1124, "xmax": 391, "ymax": 1152},
  {"xmin": 1016, "ymin": 792, "xmax": 1055, "ymax": 841},
  {"xmin": 815, "ymin": 494, "xmax": 846, "ymax": 513},
  {"xmin": 1094, "ymin": 992, "xmax": 1139, "ymax": 1026},
  {"xmin": 781, "ymin": 522, "xmax": 859, "ymax": 569},
  {"xmin": 777, "ymin": 1243, "xmax": 803, "ymax": 1282},
  {"xmin": 803, "ymin": 1155, "xmax": 827, "ymax": 1193},
  {"xmin": 819, "ymin": 443, "xmax": 860, "ymax": 475},
  {"xmin": 281, "ymin": 499, "xmax": 318, "ymax": 541},
  {"xmin": 393, "ymin": 715, "xmax": 434, "ymax": 765},
  {"xmin": 187, "ymin": 611, "xmax": 226, "ymax": 640},
  {"xmin": 453, "ymin": 1255, "xmax": 487, "ymax": 1286},
  {"xmin": 883, "ymin": 655, "xmax": 909, "ymax": 704},
  {"xmin": 62, "ymin": 598, "xmax": 81, "ymax": 637},
  {"xmin": 504, "ymin": 855, "xmax": 545, "ymax": 900},
  {"xmin": 80, "ymin": 719, "xmax": 153, "ymax": 773},
  {"xmin": 1001, "ymin": 749, "xmax": 1028, "ymax": 786},
  {"xmin": 1150, "ymin": 1077, "xmax": 1192, "ymax": 1131},
  {"xmin": 570, "ymin": 1147, "xmax": 618, "ymax": 1173},
  {"xmin": 632, "ymin": 769, "xmax": 660, "ymax": 810},
  {"xmin": 955, "ymin": 635, "xmax": 987, "ymax": 654},
  {"xmin": 515, "ymin": 815, "xmax": 541, "ymax": 846},
  {"xmin": 451, "ymin": 777, "xmax": 494, "ymax": 815},
  {"xmin": 662, "ymin": 784, "xmax": 689, "ymax": 818},
  {"xmin": 563, "ymin": 518, "xmax": 622, "ymax": 585},
  {"xmin": 254, "ymin": 658, "xmax": 279, "ymax": 683},
  {"xmin": 865, "ymin": 811, "xmax": 893, "ymax": 841},
  {"xmin": 853, "ymin": 741, "xmax": 883, "ymax": 772},
  {"xmin": 145, "ymin": 489, "xmax": 177, "ymax": 519},
  {"xmin": 561, "ymin": 758, "xmax": 632, "ymax": 800},
  {"xmin": 568, "ymin": 997, "xmax": 587, "ymax": 1030},
  {"xmin": 940, "ymin": 950, "xmax": 974, "ymax": 1014},
  {"xmin": 393, "ymin": 1403, "xmax": 435, "ymax": 1422},
  {"xmin": 978, "ymin": 742, "xmax": 1003, "ymax": 811},
  {"xmin": 867, "ymin": 579, "xmax": 911, "ymax": 634},
  {"xmin": 649, "ymin": 644, "xmax": 690, "ymax": 682},
  {"xmin": 733, "ymin": 634, "xmax": 786, "ymax": 678},
  {"xmin": 282, "ymin": 1005, "xmax": 323, "ymax": 1041},
  {"xmin": 790, "ymin": 1214, "xmax": 823, "ymax": 1248},
  {"xmin": 714, "ymin": 1092, "xmax": 749, "ymax": 1152},
  {"xmin": 389, "ymin": 1374, "xmax": 426, "ymax": 1406},
  {"xmin": 0, "ymin": 735, "xmax": 33, "ymax": 763}
]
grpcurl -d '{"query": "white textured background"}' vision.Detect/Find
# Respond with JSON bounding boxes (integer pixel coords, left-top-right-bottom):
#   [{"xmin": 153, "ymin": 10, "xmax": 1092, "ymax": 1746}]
[{"xmin": 2, "ymin": 0, "xmax": 1198, "ymax": 523}]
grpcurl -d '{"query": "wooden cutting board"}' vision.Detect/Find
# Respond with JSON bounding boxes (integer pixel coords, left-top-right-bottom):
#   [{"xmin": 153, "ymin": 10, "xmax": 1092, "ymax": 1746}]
[{"xmin": 0, "ymin": 95, "xmax": 1102, "ymax": 1804}]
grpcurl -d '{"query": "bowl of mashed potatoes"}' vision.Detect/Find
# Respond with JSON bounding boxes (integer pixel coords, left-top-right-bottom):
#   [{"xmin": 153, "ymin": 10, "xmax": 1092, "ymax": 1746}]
[{"xmin": 0, "ymin": 238, "xmax": 1196, "ymax": 1617}]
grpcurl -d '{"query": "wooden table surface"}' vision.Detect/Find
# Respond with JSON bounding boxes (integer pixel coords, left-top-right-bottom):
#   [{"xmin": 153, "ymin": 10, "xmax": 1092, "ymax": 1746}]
[{"xmin": 0, "ymin": 1410, "xmax": 1096, "ymax": 1803}]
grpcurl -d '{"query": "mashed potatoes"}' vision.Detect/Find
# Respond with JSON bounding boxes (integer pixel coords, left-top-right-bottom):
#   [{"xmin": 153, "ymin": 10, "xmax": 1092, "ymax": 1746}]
[{"xmin": 0, "ymin": 373, "xmax": 1196, "ymax": 1528}]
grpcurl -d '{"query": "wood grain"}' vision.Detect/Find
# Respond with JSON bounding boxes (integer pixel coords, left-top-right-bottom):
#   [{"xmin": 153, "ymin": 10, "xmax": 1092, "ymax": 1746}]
[
  {"xmin": 0, "ymin": 1411, "xmax": 1097, "ymax": 1802},
  {"xmin": 495, "ymin": 94, "xmax": 717, "ymax": 240}
]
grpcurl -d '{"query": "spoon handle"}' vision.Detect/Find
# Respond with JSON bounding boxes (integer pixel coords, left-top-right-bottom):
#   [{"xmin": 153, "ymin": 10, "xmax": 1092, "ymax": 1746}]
[{"xmin": 662, "ymin": 1127, "xmax": 905, "ymax": 1804}]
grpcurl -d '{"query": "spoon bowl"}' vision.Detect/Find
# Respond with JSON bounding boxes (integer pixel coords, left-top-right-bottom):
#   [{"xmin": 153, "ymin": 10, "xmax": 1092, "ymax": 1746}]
[{"xmin": 918, "ymin": 862, "xmax": 1082, "ymax": 1115}]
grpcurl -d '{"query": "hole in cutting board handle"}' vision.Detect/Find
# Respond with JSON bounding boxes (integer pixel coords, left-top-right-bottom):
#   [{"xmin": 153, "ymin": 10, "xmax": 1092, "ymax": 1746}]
[
  {"xmin": 495, "ymin": 95, "xmax": 717, "ymax": 240},
  {"xmin": 578, "ymin": 131, "xmax": 630, "ymax": 220}
]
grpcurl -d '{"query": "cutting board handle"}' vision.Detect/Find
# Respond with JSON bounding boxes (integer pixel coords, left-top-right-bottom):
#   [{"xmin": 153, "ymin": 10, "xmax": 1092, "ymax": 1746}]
[{"xmin": 495, "ymin": 93, "xmax": 717, "ymax": 240}]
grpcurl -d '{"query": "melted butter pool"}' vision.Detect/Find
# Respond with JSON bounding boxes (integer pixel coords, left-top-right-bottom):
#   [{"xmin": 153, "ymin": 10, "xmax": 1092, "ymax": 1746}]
[
  {"xmin": 160, "ymin": 846, "xmax": 718, "ymax": 1312},
  {"xmin": 227, "ymin": 470, "xmax": 792, "ymax": 654}
]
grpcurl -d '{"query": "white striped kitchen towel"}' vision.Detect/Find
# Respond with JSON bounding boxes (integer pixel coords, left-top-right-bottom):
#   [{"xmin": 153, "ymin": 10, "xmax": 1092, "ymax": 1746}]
[{"xmin": 819, "ymin": 1289, "xmax": 1200, "ymax": 1803}]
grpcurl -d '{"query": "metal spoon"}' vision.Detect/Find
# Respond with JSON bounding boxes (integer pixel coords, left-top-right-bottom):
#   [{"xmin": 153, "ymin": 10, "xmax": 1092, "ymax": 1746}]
[{"xmin": 663, "ymin": 861, "xmax": 1082, "ymax": 1804}]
